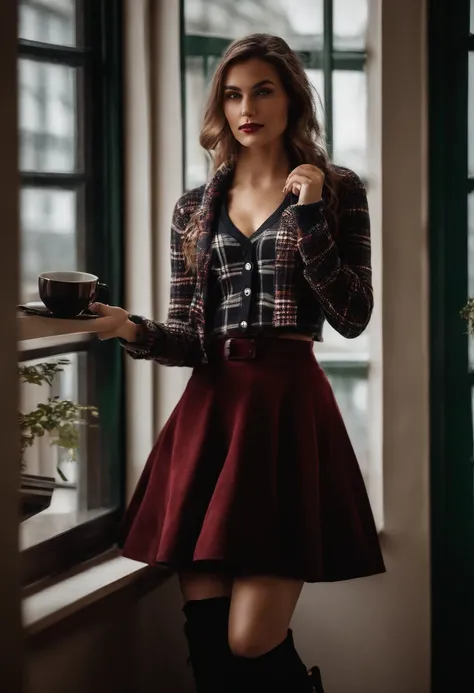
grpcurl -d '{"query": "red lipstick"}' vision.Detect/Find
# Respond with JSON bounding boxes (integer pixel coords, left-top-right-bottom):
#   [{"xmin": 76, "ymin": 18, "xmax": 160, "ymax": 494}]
[{"xmin": 238, "ymin": 123, "xmax": 264, "ymax": 134}]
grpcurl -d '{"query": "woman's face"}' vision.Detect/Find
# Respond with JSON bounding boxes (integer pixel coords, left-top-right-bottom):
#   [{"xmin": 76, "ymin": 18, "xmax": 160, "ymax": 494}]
[{"xmin": 222, "ymin": 58, "xmax": 289, "ymax": 150}]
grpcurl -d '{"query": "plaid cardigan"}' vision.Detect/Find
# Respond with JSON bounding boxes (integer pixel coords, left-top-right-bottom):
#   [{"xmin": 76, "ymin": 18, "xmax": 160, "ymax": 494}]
[{"xmin": 122, "ymin": 162, "xmax": 372, "ymax": 367}]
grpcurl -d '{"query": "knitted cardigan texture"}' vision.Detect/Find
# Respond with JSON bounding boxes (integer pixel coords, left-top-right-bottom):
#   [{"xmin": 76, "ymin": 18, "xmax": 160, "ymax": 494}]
[{"xmin": 122, "ymin": 162, "xmax": 372, "ymax": 367}]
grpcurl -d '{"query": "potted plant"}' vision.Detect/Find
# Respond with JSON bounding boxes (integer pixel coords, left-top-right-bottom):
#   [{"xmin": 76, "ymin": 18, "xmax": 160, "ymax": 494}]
[{"xmin": 19, "ymin": 358, "xmax": 98, "ymax": 521}]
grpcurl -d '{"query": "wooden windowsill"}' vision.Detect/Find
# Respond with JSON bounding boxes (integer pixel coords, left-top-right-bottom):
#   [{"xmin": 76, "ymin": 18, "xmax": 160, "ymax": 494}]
[
  {"xmin": 22, "ymin": 548, "xmax": 171, "ymax": 636},
  {"xmin": 18, "ymin": 312, "xmax": 97, "ymax": 353}
]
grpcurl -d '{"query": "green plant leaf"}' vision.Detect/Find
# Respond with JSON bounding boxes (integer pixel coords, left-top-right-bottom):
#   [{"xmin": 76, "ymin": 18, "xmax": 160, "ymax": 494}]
[{"xmin": 19, "ymin": 359, "xmax": 99, "ymax": 470}]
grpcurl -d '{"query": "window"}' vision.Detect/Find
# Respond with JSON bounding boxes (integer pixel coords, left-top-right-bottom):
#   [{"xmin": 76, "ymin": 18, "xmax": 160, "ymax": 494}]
[
  {"xmin": 181, "ymin": 0, "xmax": 379, "ymax": 516},
  {"xmin": 18, "ymin": 0, "xmax": 125, "ymax": 586}
]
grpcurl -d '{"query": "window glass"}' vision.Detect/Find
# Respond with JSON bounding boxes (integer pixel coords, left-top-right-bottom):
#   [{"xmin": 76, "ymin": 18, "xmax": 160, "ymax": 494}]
[
  {"xmin": 316, "ymin": 323, "xmax": 369, "ymax": 360},
  {"xmin": 184, "ymin": 0, "xmax": 323, "ymax": 48},
  {"xmin": 19, "ymin": 351, "xmax": 113, "ymax": 551},
  {"xmin": 20, "ymin": 188, "xmax": 79, "ymax": 303},
  {"xmin": 323, "ymin": 366, "xmax": 369, "ymax": 481},
  {"xmin": 469, "ymin": 52, "xmax": 474, "ymax": 177},
  {"xmin": 333, "ymin": 0, "xmax": 368, "ymax": 50},
  {"xmin": 333, "ymin": 69, "xmax": 367, "ymax": 176},
  {"xmin": 307, "ymin": 69, "xmax": 325, "ymax": 125},
  {"xmin": 19, "ymin": 59, "xmax": 78, "ymax": 173},
  {"xmin": 19, "ymin": 0, "xmax": 81, "ymax": 47},
  {"xmin": 185, "ymin": 56, "xmax": 209, "ymax": 191}
]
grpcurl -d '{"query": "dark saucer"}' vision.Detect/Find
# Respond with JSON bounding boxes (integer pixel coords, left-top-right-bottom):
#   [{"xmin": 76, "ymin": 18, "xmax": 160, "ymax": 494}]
[{"xmin": 18, "ymin": 301, "xmax": 99, "ymax": 319}]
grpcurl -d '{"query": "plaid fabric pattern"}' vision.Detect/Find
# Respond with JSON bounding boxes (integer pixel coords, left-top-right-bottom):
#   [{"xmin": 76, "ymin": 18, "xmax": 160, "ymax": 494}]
[
  {"xmin": 206, "ymin": 194, "xmax": 294, "ymax": 337},
  {"xmin": 122, "ymin": 162, "xmax": 373, "ymax": 367}
]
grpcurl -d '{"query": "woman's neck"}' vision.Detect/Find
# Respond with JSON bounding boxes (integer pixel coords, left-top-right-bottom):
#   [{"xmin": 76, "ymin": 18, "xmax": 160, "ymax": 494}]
[{"xmin": 232, "ymin": 143, "xmax": 289, "ymax": 190}]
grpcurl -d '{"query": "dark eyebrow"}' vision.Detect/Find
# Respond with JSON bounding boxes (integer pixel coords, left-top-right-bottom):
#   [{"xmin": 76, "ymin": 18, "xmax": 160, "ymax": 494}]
[{"xmin": 223, "ymin": 79, "xmax": 276, "ymax": 91}]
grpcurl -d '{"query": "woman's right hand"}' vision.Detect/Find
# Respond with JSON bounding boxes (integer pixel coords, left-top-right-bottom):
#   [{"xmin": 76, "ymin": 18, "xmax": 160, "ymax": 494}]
[{"xmin": 88, "ymin": 302, "xmax": 140, "ymax": 342}]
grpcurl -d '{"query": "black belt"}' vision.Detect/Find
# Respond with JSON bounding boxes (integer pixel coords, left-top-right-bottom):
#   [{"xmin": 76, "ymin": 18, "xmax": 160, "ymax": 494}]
[
  {"xmin": 208, "ymin": 337, "xmax": 312, "ymax": 361},
  {"xmin": 205, "ymin": 337, "xmax": 258, "ymax": 361},
  {"xmin": 223, "ymin": 337, "xmax": 257, "ymax": 360}
]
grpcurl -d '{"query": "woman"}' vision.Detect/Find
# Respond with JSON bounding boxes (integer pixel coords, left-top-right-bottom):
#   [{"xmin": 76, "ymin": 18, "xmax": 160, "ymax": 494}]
[{"xmin": 90, "ymin": 33, "xmax": 385, "ymax": 693}]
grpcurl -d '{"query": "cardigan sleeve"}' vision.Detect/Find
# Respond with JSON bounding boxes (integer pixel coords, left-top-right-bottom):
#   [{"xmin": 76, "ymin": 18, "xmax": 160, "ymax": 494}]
[
  {"xmin": 291, "ymin": 171, "xmax": 373, "ymax": 339},
  {"xmin": 120, "ymin": 200, "xmax": 202, "ymax": 367}
]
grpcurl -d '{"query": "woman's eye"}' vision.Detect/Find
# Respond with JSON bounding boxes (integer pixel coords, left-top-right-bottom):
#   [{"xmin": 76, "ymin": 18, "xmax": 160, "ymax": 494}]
[{"xmin": 224, "ymin": 89, "xmax": 272, "ymax": 100}]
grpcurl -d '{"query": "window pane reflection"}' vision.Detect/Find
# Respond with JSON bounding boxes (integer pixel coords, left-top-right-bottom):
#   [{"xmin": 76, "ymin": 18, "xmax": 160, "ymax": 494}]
[
  {"xmin": 316, "ymin": 323, "xmax": 369, "ymax": 360},
  {"xmin": 333, "ymin": 69, "xmax": 367, "ymax": 177},
  {"xmin": 185, "ymin": 56, "xmax": 209, "ymax": 191},
  {"xmin": 19, "ymin": 0, "xmax": 80, "ymax": 47},
  {"xmin": 307, "ymin": 69, "xmax": 325, "ymax": 127},
  {"xmin": 184, "ymin": 0, "xmax": 323, "ymax": 48},
  {"xmin": 322, "ymin": 364, "xmax": 370, "ymax": 484},
  {"xmin": 19, "ymin": 59, "xmax": 78, "ymax": 173},
  {"xmin": 19, "ymin": 351, "xmax": 114, "ymax": 550},
  {"xmin": 333, "ymin": 0, "xmax": 368, "ymax": 50},
  {"xmin": 21, "ymin": 188, "xmax": 78, "ymax": 303},
  {"xmin": 469, "ymin": 53, "xmax": 474, "ymax": 177}
]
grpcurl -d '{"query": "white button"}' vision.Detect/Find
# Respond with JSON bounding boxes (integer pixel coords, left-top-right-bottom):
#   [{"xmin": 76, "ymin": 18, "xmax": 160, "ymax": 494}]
[
  {"xmin": 244, "ymin": 288, "xmax": 251, "ymax": 296},
  {"xmin": 244, "ymin": 262, "xmax": 252, "ymax": 271},
  {"xmin": 240, "ymin": 321, "xmax": 248, "ymax": 329}
]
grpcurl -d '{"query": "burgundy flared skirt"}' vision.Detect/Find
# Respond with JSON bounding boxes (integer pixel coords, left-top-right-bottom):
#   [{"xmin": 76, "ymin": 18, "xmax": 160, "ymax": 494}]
[{"xmin": 119, "ymin": 337, "xmax": 385, "ymax": 583}]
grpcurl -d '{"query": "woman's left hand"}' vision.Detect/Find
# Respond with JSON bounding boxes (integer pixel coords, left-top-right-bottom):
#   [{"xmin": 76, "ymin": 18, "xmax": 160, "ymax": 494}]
[{"xmin": 283, "ymin": 164, "xmax": 325, "ymax": 205}]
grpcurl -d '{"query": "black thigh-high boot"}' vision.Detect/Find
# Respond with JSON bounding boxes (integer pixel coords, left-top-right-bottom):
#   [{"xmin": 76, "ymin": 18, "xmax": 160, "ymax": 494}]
[
  {"xmin": 182, "ymin": 595, "xmax": 235, "ymax": 693},
  {"xmin": 233, "ymin": 628, "xmax": 324, "ymax": 693}
]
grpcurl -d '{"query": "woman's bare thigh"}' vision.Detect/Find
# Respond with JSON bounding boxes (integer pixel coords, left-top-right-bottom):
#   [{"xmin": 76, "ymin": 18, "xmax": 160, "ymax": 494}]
[
  {"xmin": 178, "ymin": 570, "xmax": 234, "ymax": 603},
  {"xmin": 228, "ymin": 575, "xmax": 305, "ymax": 658}
]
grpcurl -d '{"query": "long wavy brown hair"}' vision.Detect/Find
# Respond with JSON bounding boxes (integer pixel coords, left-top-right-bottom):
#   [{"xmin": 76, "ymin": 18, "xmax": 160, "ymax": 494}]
[{"xmin": 183, "ymin": 33, "xmax": 343, "ymax": 270}]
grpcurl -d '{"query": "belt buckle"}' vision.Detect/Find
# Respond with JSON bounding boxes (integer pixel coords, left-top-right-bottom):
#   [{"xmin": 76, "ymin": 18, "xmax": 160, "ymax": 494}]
[{"xmin": 224, "ymin": 338, "xmax": 257, "ymax": 360}]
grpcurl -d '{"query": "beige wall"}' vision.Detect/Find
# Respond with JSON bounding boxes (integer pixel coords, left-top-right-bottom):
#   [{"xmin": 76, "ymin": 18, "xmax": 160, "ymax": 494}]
[
  {"xmin": 21, "ymin": 1, "xmax": 430, "ymax": 693},
  {"xmin": 0, "ymin": 0, "xmax": 23, "ymax": 691},
  {"xmin": 124, "ymin": 0, "xmax": 190, "ymax": 500}
]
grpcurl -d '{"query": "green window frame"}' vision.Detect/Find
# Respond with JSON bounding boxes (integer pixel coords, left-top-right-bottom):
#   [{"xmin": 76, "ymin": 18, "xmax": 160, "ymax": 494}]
[
  {"xmin": 18, "ymin": 0, "xmax": 125, "ymax": 587},
  {"xmin": 429, "ymin": 1, "xmax": 474, "ymax": 690}
]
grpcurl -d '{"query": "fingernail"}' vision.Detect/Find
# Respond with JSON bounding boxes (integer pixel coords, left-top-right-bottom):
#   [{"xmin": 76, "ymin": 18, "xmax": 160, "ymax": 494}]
[{"xmin": 89, "ymin": 303, "xmax": 97, "ymax": 311}]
